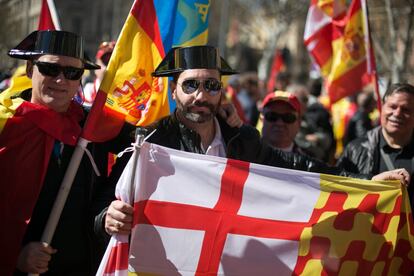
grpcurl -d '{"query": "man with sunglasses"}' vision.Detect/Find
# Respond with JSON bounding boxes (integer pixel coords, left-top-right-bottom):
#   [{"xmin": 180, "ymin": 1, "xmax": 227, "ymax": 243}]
[
  {"xmin": 1, "ymin": 30, "xmax": 117, "ymax": 275},
  {"xmin": 103, "ymin": 45, "xmax": 409, "ymax": 237},
  {"xmin": 261, "ymin": 91, "xmax": 306, "ymax": 155}
]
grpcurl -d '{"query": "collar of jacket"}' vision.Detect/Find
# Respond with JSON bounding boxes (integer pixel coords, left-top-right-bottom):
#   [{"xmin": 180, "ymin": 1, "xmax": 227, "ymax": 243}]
[{"xmin": 170, "ymin": 110, "xmax": 241, "ymax": 154}]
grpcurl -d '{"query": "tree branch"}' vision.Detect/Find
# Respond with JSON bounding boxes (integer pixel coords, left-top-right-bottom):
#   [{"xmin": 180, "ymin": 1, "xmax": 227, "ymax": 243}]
[{"xmin": 401, "ymin": 0, "xmax": 414, "ymax": 79}]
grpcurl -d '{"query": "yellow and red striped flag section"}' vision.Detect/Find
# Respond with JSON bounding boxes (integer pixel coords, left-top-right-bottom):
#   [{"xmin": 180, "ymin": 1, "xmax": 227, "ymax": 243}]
[
  {"xmin": 97, "ymin": 142, "xmax": 414, "ymax": 275},
  {"xmin": 305, "ymin": 0, "xmax": 374, "ymax": 103},
  {"xmin": 82, "ymin": 0, "xmax": 211, "ymax": 142},
  {"xmin": 0, "ymin": 99, "xmax": 83, "ymax": 275}
]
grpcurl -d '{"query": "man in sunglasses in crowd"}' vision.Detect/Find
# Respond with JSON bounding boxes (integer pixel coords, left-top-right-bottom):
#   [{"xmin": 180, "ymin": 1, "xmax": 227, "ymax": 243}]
[
  {"xmin": 261, "ymin": 91, "xmax": 307, "ymax": 155},
  {"xmin": 0, "ymin": 30, "xmax": 123, "ymax": 275},
  {"xmin": 103, "ymin": 45, "xmax": 409, "ymax": 237}
]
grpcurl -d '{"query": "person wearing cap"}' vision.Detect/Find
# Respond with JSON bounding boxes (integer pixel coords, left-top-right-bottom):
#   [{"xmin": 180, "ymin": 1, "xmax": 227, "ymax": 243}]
[
  {"xmin": 1, "ymin": 30, "xmax": 117, "ymax": 275},
  {"xmin": 261, "ymin": 91, "xmax": 306, "ymax": 154},
  {"xmin": 81, "ymin": 41, "xmax": 116, "ymax": 108},
  {"xmin": 101, "ymin": 45, "xmax": 410, "ymax": 237}
]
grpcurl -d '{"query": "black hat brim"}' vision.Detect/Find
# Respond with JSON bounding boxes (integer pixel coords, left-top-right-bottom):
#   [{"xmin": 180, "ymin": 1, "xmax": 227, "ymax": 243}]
[
  {"xmin": 152, "ymin": 46, "xmax": 238, "ymax": 77},
  {"xmin": 8, "ymin": 31, "xmax": 100, "ymax": 70}
]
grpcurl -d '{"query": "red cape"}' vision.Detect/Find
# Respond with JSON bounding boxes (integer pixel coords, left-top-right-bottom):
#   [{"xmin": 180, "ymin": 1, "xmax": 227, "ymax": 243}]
[{"xmin": 0, "ymin": 100, "xmax": 83, "ymax": 275}]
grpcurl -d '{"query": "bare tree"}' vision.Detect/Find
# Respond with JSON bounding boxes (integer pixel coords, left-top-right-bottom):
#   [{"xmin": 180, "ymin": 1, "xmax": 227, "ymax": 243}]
[
  {"xmin": 220, "ymin": 0, "xmax": 414, "ymax": 85},
  {"xmin": 370, "ymin": 0, "xmax": 414, "ymax": 83},
  {"xmin": 226, "ymin": 0, "xmax": 309, "ymax": 81}
]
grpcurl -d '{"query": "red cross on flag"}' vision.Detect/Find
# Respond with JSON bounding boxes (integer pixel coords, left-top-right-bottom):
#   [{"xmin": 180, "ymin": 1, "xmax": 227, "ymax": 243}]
[{"xmin": 97, "ymin": 143, "xmax": 414, "ymax": 275}]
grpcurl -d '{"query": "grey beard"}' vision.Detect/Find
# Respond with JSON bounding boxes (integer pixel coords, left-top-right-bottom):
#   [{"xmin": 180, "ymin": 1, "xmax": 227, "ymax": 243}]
[
  {"xmin": 175, "ymin": 96, "xmax": 219, "ymax": 124},
  {"xmin": 183, "ymin": 111, "xmax": 214, "ymax": 123}
]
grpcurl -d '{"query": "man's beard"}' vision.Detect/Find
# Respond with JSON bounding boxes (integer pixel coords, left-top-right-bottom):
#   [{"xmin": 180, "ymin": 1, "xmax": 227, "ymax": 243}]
[{"xmin": 176, "ymin": 97, "xmax": 220, "ymax": 123}]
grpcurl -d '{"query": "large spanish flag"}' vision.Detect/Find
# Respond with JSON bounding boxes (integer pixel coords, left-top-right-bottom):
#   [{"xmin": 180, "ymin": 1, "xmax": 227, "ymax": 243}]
[
  {"xmin": 82, "ymin": 0, "xmax": 210, "ymax": 142},
  {"xmin": 97, "ymin": 142, "xmax": 414, "ymax": 275},
  {"xmin": 304, "ymin": 0, "xmax": 374, "ymax": 103}
]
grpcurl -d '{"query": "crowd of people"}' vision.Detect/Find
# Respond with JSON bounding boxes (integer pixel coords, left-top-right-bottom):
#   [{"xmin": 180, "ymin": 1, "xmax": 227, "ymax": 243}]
[{"xmin": 0, "ymin": 30, "xmax": 413, "ymax": 275}]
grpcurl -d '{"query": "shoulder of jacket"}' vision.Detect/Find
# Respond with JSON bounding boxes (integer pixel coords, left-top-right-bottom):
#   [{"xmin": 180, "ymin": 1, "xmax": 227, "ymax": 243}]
[{"xmin": 238, "ymin": 124, "xmax": 261, "ymax": 138}]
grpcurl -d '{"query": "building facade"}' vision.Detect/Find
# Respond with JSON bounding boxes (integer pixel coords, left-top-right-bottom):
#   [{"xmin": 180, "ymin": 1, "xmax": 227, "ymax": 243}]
[{"xmin": 0, "ymin": 0, "xmax": 132, "ymax": 72}]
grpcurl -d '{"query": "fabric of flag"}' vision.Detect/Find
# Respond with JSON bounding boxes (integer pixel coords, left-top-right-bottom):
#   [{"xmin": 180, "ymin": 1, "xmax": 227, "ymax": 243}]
[
  {"xmin": 304, "ymin": 0, "xmax": 373, "ymax": 103},
  {"xmin": 266, "ymin": 49, "xmax": 286, "ymax": 94},
  {"xmin": 82, "ymin": 0, "xmax": 210, "ymax": 142},
  {"xmin": 38, "ymin": 0, "xmax": 60, "ymax": 30},
  {"xmin": 0, "ymin": 66, "xmax": 31, "ymax": 107},
  {"xmin": 97, "ymin": 142, "xmax": 414, "ymax": 275},
  {"xmin": 0, "ymin": 99, "xmax": 83, "ymax": 275}
]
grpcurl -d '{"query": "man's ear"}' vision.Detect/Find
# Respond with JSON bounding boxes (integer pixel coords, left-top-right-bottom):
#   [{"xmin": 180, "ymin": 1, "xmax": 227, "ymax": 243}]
[
  {"xmin": 170, "ymin": 80, "xmax": 177, "ymax": 100},
  {"xmin": 26, "ymin": 61, "xmax": 33, "ymax": 79}
]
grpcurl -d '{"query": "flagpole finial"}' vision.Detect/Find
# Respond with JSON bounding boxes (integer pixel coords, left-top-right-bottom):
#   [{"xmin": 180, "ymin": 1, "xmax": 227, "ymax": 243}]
[{"xmin": 135, "ymin": 128, "xmax": 149, "ymax": 149}]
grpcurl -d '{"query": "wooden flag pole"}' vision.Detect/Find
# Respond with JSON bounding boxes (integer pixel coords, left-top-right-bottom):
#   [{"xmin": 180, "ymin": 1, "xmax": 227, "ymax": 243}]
[
  {"xmin": 28, "ymin": 138, "xmax": 89, "ymax": 276},
  {"xmin": 29, "ymin": 130, "xmax": 147, "ymax": 276},
  {"xmin": 361, "ymin": 0, "xmax": 382, "ymax": 113}
]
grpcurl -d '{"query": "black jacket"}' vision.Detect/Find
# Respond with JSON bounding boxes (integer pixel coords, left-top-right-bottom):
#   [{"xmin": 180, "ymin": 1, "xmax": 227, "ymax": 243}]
[
  {"xmin": 342, "ymin": 110, "xmax": 374, "ymax": 146},
  {"xmin": 13, "ymin": 94, "xmax": 131, "ymax": 275},
  {"xmin": 108, "ymin": 113, "xmax": 368, "ymax": 187},
  {"xmin": 337, "ymin": 127, "xmax": 414, "ymax": 212},
  {"xmin": 15, "ymin": 142, "xmax": 109, "ymax": 276},
  {"xmin": 337, "ymin": 126, "xmax": 380, "ymax": 174}
]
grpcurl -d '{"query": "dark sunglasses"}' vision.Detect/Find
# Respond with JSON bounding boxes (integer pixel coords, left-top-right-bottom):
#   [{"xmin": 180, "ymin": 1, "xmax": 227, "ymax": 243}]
[
  {"xmin": 264, "ymin": 112, "xmax": 297, "ymax": 124},
  {"xmin": 33, "ymin": 61, "xmax": 84, "ymax": 80},
  {"xmin": 178, "ymin": 79, "xmax": 222, "ymax": 96}
]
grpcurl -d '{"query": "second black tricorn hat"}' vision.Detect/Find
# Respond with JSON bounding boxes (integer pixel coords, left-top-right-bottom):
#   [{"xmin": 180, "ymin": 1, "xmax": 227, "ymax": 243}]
[
  {"xmin": 8, "ymin": 30, "xmax": 100, "ymax": 70},
  {"xmin": 152, "ymin": 45, "xmax": 237, "ymax": 77}
]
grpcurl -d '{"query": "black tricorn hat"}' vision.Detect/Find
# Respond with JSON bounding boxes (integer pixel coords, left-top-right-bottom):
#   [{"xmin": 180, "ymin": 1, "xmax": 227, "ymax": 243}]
[
  {"xmin": 8, "ymin": 30, "xmax": 100, "ymax": 70},
  {"xmin": 152, "ymin": 45, "xmax": 237, "ymax": 77}
]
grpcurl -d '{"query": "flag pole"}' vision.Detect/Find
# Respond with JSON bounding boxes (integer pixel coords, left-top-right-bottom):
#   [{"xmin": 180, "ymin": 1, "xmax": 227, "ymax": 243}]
[
  {"xmin": 29, "ymin": 130, "xmax": 147, "ymax": 276},
  {"xmin": 128, "ymin": 129, "xmax": 147, "ymax": 204},
  {"xmin": 46, "ymin": 0, "xmax": 61, "ymax": 30},
  {"xmin": 361, "ymin": 0, "xmax": 381, "ymax": 113},
  {"xmin": 28, "ymin": 138, "xmax": 89, "ymax": 276}
]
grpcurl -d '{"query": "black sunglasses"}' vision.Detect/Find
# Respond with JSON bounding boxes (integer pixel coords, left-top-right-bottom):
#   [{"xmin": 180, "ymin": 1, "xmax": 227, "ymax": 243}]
[
  {"xmin": 264, "ymin": 112, "xmax": 297, "ymax": 124},
  {"xmin": 33, "ymin": 61, "xmax": 84, "ymax": 80},
  {"xmin": 178, "ymin": 79, "xmax": 222, "ymax": 96}
]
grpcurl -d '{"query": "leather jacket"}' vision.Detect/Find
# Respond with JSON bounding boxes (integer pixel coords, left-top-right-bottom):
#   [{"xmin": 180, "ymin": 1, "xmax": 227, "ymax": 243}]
[
  {"xmin": 336, "ymin": 126, "xmax": 380, "ymax": 174},
  {"xmin": 136, "ymin": 112, "xmax": 367, "ymax": 177}
]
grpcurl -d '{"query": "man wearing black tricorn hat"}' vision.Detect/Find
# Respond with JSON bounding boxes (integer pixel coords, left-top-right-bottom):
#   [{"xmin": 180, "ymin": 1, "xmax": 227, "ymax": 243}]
[
  {"xmin": 103, "ymin": 45, "xmax": 410, "ymax": 237},
  {"xmin": 0, "ymin": 30, "xmax": 115, "ymax": 275}
]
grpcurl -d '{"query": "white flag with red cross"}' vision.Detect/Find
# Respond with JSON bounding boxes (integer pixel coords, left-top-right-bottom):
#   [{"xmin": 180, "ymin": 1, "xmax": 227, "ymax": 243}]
[{"xmin": 97, "ymin": 142, "xmax": 414, "ymax": 276}]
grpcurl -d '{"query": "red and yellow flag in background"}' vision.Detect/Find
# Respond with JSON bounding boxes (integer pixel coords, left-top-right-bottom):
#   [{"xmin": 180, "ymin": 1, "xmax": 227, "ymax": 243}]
[
  {"xmin": 266, "ymin": 48, "xmax": 287, "ymax": 94},
  {"xmin": 304, "ymin": 0, "xmax": 375, "ymax": 104}
]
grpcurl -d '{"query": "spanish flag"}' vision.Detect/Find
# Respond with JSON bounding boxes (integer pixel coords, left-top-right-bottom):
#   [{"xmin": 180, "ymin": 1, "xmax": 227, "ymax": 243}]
[
  {"xmin": 304, "ymin": 0, "xmax": 374, "ymax": 103},
  {"xmin": 82, "ymin": 0, "xmax": 210, "ymax": 142}
]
